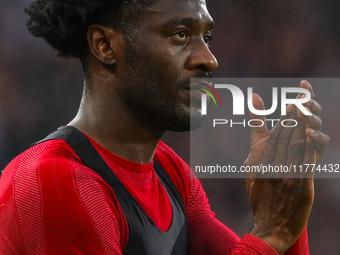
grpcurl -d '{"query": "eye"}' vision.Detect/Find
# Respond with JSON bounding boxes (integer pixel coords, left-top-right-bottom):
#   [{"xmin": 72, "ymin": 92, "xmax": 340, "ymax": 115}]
[
  {"xmin": 170, "ymin": 30, "xmax": 188, "ymax": 42},
  {"xmin": 203, "ymin": 33, "xmax": 213, "ymax": 45}
]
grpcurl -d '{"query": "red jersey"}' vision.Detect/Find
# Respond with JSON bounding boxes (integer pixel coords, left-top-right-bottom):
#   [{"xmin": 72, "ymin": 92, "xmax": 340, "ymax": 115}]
[{"xmin": 0, "ymin": 136, "xmax": 308, "ymax": 254}]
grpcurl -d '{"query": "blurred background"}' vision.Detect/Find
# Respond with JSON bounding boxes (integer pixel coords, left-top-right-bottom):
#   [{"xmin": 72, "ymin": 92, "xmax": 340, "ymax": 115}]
[{"xmin": 1, "ymin": 0, "xmax": 340, "ymax": 253}]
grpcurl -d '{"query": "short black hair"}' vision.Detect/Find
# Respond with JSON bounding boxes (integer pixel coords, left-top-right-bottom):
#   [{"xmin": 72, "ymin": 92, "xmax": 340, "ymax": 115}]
[{"xmin": 25, "ymin": 0, "xmax": 158, "ymax": 60}]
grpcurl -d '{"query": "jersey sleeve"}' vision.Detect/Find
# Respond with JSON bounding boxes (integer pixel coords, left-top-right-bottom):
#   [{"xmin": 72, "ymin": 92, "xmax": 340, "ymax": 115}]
[
  {"xmin": 186, "ymin": 168, "xmax": 309, "ymax": 254},
  {"xmin": 0, "ymin": 141, "xmax": 127, "ymax": 255}
]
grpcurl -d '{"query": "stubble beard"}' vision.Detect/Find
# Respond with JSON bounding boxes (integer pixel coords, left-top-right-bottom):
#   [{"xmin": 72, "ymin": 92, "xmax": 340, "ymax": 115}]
[{"xmin": 120, "ymin": 40, "xmax": 203, "ymax": 132}]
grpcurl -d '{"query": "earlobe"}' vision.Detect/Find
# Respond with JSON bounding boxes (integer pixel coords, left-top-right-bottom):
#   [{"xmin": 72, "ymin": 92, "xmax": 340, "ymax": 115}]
[{"xmin": 87, "ymin": 25, "xmax": 117, "ymax": 65}]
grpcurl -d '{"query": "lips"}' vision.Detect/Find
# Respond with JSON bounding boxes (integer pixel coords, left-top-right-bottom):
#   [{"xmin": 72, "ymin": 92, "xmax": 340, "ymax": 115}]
[
  {"xmin": 187, "ymin": 85, "xmax": 212, "ymax": 105},
  {"xmin": 182, "ymin": 76, "xmax": 214, "ymax": 106},
  {"xmin": 186, "ymin": 79, "xmax": 213, "ymax": 90}
]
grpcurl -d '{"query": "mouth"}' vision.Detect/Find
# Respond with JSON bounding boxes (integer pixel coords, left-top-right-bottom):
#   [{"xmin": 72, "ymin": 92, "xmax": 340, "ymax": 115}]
[
  {"xmin": 187, "ymin": 80, "xmax": 214, "ymax": 100},
  {"xmin": 186, "ymin": 79, "xmax": 214, "ymax": 90},
  {"xmin": 180, "ymin": 75, "xmax": 215, "ymax": 108}
]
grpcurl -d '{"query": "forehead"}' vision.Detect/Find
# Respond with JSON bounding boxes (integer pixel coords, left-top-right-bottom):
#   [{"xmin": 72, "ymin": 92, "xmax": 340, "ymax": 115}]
[
  {"xmin": 150, "ymin": 0, "xmax": 208, "ymax": 12},
  {"xmin": 141, "ymin": 0, "xmax": 213, "ymax": 26}
]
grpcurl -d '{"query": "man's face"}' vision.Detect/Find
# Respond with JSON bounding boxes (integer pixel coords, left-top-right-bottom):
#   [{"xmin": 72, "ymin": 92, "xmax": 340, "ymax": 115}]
[{"xmin": 118, "ymin": 0, "xmax": 218, "ymax": 132}]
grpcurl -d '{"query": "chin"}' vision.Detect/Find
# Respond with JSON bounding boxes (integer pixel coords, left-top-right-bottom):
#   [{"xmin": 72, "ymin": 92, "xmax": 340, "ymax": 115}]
[
  {"xmin": 166, "ymin": 108, "xmax": 203, "ymax": 132},
  {"xmin": 189, "ymin": 112, "xmax": 204, "ymax": 131}
]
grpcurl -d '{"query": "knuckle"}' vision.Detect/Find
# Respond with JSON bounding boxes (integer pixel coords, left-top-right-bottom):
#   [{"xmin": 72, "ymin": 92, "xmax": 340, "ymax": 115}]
[
  {"xmin": 270, "ymin": 131, "xmax": 280, "ymax": 141},
  {"xmin": 315, "ymin": 131, "xmax": 330, "ymax": 146},
  {"xmin": 311, "ymin": 99, "xmax": 322, "ymax": 114},
  {"xmin": 279, "ymin": 132, "xmax": 290, "ymax": 143},
  {"xmin": 324, "ymin": 134, "xmax": 331, "ymax": 144},
  {"xmin": 308, "ymin": 115, "xmax": 322, "ymax": 130},
  {"xmin": 295, "ymin": 114, "xmax": 303, "ymax": 123},
  {"xmin": 291, "ymin": 112, "xmax": 297, "ymax": 119},
  {"xmin": 314, "ymin": 100, "xmax": 322, "ymax": 111},
  {"xmin": 288, "ymin": 142, "xmax": 303, "ymax": 155},
  {"xmin": 288, "ymin": 144, "xmax": 298, "ymax": 154},
  {"xmin": 314, "ymin": 114, "xmax": 321, "ymax": 123},
  {"xmin": 295, "ymin": 121, "xmax": 305, "ymax": 130}
]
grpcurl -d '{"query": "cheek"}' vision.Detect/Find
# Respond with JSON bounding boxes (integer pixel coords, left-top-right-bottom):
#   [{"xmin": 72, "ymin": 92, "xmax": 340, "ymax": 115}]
[
  {"xmin": 129, "ymin": 40, "xmax": 188, "ymax": 99},
  {"xmin": 141, "ymin": 39, "xmax": 186, "ymax": 76},
  {"xmin": 148, "ymin": 57, "xmax": 184, "ymax": 94}
]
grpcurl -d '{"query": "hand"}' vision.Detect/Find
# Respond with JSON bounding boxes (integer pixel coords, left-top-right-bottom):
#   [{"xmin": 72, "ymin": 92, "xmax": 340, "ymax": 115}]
[
  {"xmin": 244, "ymin": 80, "xmax": 328, "ymax": 192},
  {"xmin": 243, "ymin": 81, "xmax": 330, "ymax": 254}
]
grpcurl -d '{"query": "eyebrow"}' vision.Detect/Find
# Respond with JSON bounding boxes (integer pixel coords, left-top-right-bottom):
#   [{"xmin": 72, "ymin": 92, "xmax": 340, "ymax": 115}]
[{"xmin": 160, "ymin": 17, "xmax": 215, "ymax": 30}]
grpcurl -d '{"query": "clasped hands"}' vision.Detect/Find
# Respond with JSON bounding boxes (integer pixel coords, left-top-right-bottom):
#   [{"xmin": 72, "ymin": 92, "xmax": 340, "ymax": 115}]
[{"xmin": 244, "ymin": 80, "xmax": 329, "ymax": 255}]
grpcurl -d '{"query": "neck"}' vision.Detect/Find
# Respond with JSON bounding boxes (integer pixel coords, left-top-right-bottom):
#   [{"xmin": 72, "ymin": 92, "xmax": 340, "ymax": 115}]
[{"xmin": 68, "ymin": 80, "xmax": 165, "ymax": 164}]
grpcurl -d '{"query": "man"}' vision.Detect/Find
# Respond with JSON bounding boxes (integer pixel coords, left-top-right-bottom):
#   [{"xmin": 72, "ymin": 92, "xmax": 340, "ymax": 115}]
[{"xmin": 0, "ymin": 0, "xmax": 329, "ymax": 254}]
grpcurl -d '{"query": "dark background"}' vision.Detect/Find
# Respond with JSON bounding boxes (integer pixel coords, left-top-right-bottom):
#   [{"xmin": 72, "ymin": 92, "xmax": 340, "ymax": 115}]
[{"xmin": 1, "ymin": 1, "xmax": 340, "ymax": 253}]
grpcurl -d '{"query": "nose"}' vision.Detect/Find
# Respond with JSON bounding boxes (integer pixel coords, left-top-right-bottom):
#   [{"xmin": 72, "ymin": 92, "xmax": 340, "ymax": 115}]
[{"xmin": 188, "ymin": 40, "xmax": 218, "ymax": 72}]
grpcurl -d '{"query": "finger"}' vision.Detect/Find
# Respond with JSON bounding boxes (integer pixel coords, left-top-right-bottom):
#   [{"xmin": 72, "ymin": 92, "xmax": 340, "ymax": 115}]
[
  {"xmin": 300, "ymin": 107, "xmax": 322, "ymax": 131},
  {"xmin": 303, "ymin": 99, "xmax": 322, "ymax": 117},
  {"xmin": 300, "ymin": 135, "xmax": 316, "ymax": 180},
  {"xmin": 300, "ymin": 80, "xmax": 315, "ymax": 99},
  {"xmin": 259, "ymin": 105, "xmax": 295, "ymax": 164},
  {"xmin": 306, "ymin": 129, "xmax": 330, "ymax": 164},
  {"xmin": 273, "ymin": 121, "xmax": 296, "ymax": 165},
  {"xmin": 286, "ymin": 110, "xmax": 306, "ymax": 172},
  {"xmin": 300, "ymin": 81, "xmax": 321, "ymax": 118},
  {"xmin": 249, "ymin": 93, "xmax": 268, "ymax": 134}
]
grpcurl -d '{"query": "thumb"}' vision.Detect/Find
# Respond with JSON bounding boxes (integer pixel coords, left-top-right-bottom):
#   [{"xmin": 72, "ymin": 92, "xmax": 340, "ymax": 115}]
[{"xmin": 249, "ymin": 93, "xmax": 268, "ymax": 135}]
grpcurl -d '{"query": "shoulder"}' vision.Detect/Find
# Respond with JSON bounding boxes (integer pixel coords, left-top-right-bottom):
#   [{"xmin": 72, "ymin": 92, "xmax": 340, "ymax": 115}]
[
  {"xmin": 0, "ymin": 139, "xmax": 127, "ymax": 252},
  {"xmin": 1, "ymin": 139, "xmax": 121, "ymax": 214},
  {"xmin": 2, "ymin": 139, "xmax": 82, "ymax": 185},
  {"xmin": 0, "ymin": 139, "xmax": 85, "ymax": 211},
  {"xmin": 2, "ymin": 138, "xmax": 118, "ymax": 199},
  {"xmin": 5, "ymin": 139, "xmax": 81, "ymax": 170}
]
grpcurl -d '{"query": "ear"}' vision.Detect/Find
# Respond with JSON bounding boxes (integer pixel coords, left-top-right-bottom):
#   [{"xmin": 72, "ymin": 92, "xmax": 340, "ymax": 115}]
[{"xmin": 87, "ymin": 25, "xmax": 118, "ymax": 65}]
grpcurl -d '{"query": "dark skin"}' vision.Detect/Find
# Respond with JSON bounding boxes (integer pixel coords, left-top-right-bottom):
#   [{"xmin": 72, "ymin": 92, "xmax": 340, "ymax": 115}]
[
  {"xmin": 245, "ymin": 81, "xmax": 329, "ymax": 254},
  {"xmin": 70, "ymin": 0, "xmax": 217, "ymax": 163},
  {"xmin": 68, "ymin": 0, "xmax": 329, "ymax": 254}
]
